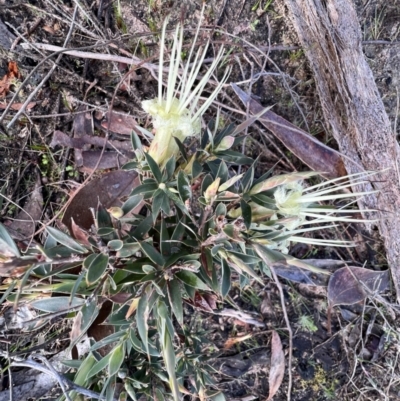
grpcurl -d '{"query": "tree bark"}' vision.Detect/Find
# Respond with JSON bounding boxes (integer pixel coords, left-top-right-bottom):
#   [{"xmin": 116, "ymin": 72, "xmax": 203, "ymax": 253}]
[{"xmin": 282, "ymin": 0, "xmax": 400, "ymax": 300}]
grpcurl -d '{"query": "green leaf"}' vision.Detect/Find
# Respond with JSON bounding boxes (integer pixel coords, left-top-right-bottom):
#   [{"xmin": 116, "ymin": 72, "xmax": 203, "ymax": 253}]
[
  {"xmin": 225, "ymin": 252, "xmax": 263, "ymax": 284},
  {"xmin": 163, "ymin": 156, "xmax": 176, "ymax": 181},
  {"xmin": 138, "ymin": 240, "xmax": 165, "ymax": 266},
  {"xmin": 250, "ymin": 193, "xmax": 277, "ymax": 209},
  {"xmin": 129, "ymin": 329, "xmax": 144, "ymax": 352},
  {"xmin": 160, "ymin": 218, "xmax": 171, "ymax": 258},
  {"xmin": 121, "ymin": 195, "xmax": 143, "ymax": 215},
  {"xmin": 165, "ymin": 189, "xmax": 189, "ymax": 216},
  {"xmin": 173, "ymin": 136, "xmax": 187, "ymax": 161},
  {"xmin": 46, "ymin": 226, "xmax": 87, "ymax": 254},
  {"xmin": 214, "ymin": 203, "xmax": 226, "ymax": 217},
  {"xmin": 122, "ymin": 161, "xmax": 139, "ymax": 170},
  {"xmin": 109, "ymin": 343, "xmax": 125, "ymax": 377},
  {"xmin": 176, "ymin": 271, "xmax": 209, "ymax": 291},
  {"xmin": 73, "ymin": 353, "xmax": 96, "ymax": 387},
  {"xmin": 216, "ymin": 150, "xmax": 253, "ymax": 165},
  {"xmin": 220, "ymin": 258, "xmax": 231, "ymax": 297},
  {"xmin": 240, "ymin": 200, "xmax": 252, "ymax": 230},
  {"xmin": 167, "ymin": 279, "xmax": 183, "ymax": 326},
  {"xmin": 97, "ymin": 205, "xmax": 113, "ymax": 229},
  {"xmin": 117, "ymin": 242, "xmax": 141, "ymax": 258},
  {"xmin": 130, "ymin": 181, "xmax": 158, "ymax": 197},
  {"xmin": 162, "ymin": 329, "xmax": 180, "ymax": 401},
  {"xmin": 87, "ymin": 353, "xmax": 112, "ymax": 378},
  {"xmin": 86, "ymin": 253, "xmax": 109, "ymax": 286},
  {"xmin": 131, "ymin": 215, "xmax": 153, "ymax": 239},
  {"xmin": 214, "ymin": 123, "xmax": 235, "ymax": 145},
  {"xmin": 184, "ymin": 283, "xmax": 196, "ymax": 299},
  {"xmin": 218, "ymin": 173, "xmax": 244, "ymax": 192},
  {"xmin": 131, "ymin": 130, "xmax": 142, "ymax": 150},
  {"xmin": 106, "ymin": 375, "xmax": 116, "ymax": 401},
  {"xmin": 177, "ymin": 170, "xmax": 191, "ymax": 203},
  {"xmin": 214, "ymin": 135, "xmax": 235, "ymax": 152},
  {"xmin": 216, "ymin": 161, "xmax": 229, "ymax": 183},
  {"xmin": 226, "ymin": 250, "xmax": 260, "ymax": 264},
  {"xmin": 108, "ymin": 239, "xmax": 123, "ymax": 251},
  {"xmin": 241, "ymin": 166, "xmax": 255, "ymax": 193},
  {"xmin": 68, "ymin": 301, "xmax": 99, "ymax": 352},
  {"xmin": 171, "ymin": 220, "xmax": 185, "ymax": 244},
  {"xmin": 152, "ymin": 189, "xmax": 164, "ymax": 222},
  {"xmin": 83, "ymin": 253, "xmax": 97, "ymax": 269},
  {"xmin": 0, "ymin": 223, "xmax": 20, "ymax": 257},
  {"xmin": 136, "ymin": 289, "xmax": 158, "ymax": 356},
  {"xmin": 31, "ymin": 296, "xmax": 85, "ymax": 312},
  {"xmin": 192, "ymin": 159, "xmax": 203, "ymax": 179},
  {"xmin": 97, "ymin": 227, "xmax": 115, "ymax": 236},
  {"xmin": 136, "ymin": 293, "xmax": 149, "ymax": 355},
  {"xmin": 144, "ymin": 152, "xmax": 163, "ymax": 183},
  {"xmin": 90, "ymin": 330, "xmax": 126, "ymax": 352}
]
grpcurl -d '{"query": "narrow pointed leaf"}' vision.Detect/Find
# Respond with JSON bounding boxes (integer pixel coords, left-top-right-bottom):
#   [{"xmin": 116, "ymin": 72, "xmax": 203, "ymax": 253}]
[
  {"xmin": 240, "ymin": 199, "xmax": 252, "ymax": 229},
  {"xmin": 168, "ymin": 279, "xmax": 183, "ymax": 325},
  {"xmin": 138, "ymin": 240, "xmax": 165, "ymax": 266},
  {"xmin": 0, "ymin": 223, "xmax": 20, "ymax": 257},
  {"xmin": 176, "ymin": 271, "xmax": 210, "ymax": 291},
  {"xmin": 46, "ymin": 226, "xmax": 87, "ymax": 253},
  {"xmin": 109, "ymin": 343, "xmax": 125, "ymax": 376},
  {"xmin": 177, "ymin": 170, "xmax": 192, "ymax": 202},
  {"xmin": 221, "ymin": 258, "xmax": 231, "ymax": 297},
  {"xmin": 86, "ymin": 253, "xmax": 109, "ymax": 286},
  {"xmin": 144, "ymin": 152, "xmax": 163, "ymax": 183}
]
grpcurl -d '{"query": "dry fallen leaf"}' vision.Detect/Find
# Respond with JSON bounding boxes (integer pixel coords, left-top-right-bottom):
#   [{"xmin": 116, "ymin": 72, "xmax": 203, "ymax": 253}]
[
  {"xmin": 232, "ymin": 84, "xmax": 347, "ymax": 179},
  {"xmin": 224, "ymin": 334, "xmax": 253, "ymax": 350},
  {"xmin": 267, "ymin": 330, "xmax": 285, "ymax": 400},
  {"xmin": 0, "ymin": 102, "xmax": 36, "ymax": 110},
  {"xmin": 0, "ymin": 61, "xmax": 21, "ymax": 98},
  {"xmin": 99, "ymin": 110, "xmax": 139, "ymax": 135},
  {"xmin": 62, "ymin": 170, "xmax": 140, "ymax": 232},
  {"xmin": 327, "ymin": 266, "xmax": 390, "ymax": 307}
]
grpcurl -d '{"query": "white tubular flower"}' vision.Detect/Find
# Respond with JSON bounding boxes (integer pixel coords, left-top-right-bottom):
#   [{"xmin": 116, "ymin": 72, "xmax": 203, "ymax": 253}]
[
  {"xmin": 143, "ymin": 15, "xmax": 230, "ymax": 167},
  {"xmin": 273, "ymin": 172, "xmax": 378, "ymax": 225}
]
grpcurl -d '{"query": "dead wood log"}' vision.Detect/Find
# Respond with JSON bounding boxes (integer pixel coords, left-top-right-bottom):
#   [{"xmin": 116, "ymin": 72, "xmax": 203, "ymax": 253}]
[{"xmin": 282, "ymin": 0, "xmax": 400, "ymax": 300}]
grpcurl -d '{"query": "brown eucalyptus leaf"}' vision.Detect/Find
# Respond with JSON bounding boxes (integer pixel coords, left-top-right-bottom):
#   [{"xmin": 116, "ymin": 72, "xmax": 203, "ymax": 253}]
[
  {"xmin": 267, "ymin": 330, "xmax": 285, "ymax": 400},
  {"xmin": 232, "ymin": 84, "xmax": 346, "ymax": 179},
  {"xmin": 0, "ymin": 102, "xmax": 36, "ymax": 111},
  {"xmin": 51, "ymin": 130, "xmax": 133, "ymax": 152},
  {"xmin": 62, "ymin": 170, "xmax": 139, "ymax": 232},
  {"xmin": 327, "ymin": 266, "xmax": 390, "ymax": 307},
  {"xmin": 70, "ymin": 218, "xmax": 91, "ymax": 247},
  {"xmin": 100, "ymin": 111, "xmax": 139, "ymax": 135},
  {"xmin": 81, "ymin": 150, "xmax": 133, "ymax": 173}
]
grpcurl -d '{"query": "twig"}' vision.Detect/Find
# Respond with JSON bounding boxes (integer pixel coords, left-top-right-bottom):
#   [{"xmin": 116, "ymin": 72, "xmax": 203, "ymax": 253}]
[
  {"xmin": 269, "ymin": 264, "xmax": 293, "ymax": 401},
  {"xmin": 5, "ymin": 6, "xmax": 78, "ymax": 128},
  {"xmin": 9, "ymin": 357, "xmax": 106, "ymax": 400}
]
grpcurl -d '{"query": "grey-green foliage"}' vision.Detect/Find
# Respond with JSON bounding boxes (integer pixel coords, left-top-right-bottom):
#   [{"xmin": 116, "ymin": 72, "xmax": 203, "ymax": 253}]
[{"xmin": 0, "ymin": 120, "xmax": 372, "ymax": 401}]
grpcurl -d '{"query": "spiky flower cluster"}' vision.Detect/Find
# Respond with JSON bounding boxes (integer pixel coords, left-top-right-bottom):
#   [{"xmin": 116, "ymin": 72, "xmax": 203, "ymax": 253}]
[{"xmin": 142, "ymin": 18, "xmax": 229, "ymax": 167}]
